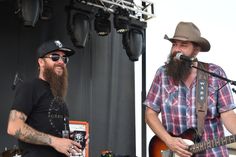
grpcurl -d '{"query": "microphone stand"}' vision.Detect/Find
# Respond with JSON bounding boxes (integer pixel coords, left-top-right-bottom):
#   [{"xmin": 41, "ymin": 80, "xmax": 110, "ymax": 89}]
[{"xmin": 191, "ymin": 63, "xmax": 236, "ymax": 94}]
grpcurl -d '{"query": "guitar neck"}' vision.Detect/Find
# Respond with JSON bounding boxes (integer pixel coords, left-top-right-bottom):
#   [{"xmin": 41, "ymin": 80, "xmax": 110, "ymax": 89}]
[{"xmin": 189, "ymin": 134, "xmax": 236, "ymax": 153}]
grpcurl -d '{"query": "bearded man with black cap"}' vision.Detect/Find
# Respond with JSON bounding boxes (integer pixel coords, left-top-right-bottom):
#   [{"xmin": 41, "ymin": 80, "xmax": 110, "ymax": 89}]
[
  {"xmin": 7, "ymin": 40, "xmax": 83, "ymax": 157},
  {"xmin": 145, "ymin": 22, "xmax": 236, "ymax": 157}
]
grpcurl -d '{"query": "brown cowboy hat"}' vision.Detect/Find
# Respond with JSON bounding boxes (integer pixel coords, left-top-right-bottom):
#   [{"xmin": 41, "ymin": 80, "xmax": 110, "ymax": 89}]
[{"xmin": 164, "ymin": 22, "xmax": 211, "ymax": 52}]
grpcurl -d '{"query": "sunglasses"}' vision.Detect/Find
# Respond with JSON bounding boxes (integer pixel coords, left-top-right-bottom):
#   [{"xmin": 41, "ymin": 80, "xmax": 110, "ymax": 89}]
[{"xmin": 43, "ymin": 53, "xmax": 69, "ymax": 64}]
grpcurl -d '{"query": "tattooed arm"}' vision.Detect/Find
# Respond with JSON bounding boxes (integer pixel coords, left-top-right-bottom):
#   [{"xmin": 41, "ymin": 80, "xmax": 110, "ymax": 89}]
[
  {"xmin": 7, "ymin": 109, "xmax": 52, "ymax": 145},
  {"xmin": 7, "ymin": 109, "xmax": 82, "ymax": 156}
]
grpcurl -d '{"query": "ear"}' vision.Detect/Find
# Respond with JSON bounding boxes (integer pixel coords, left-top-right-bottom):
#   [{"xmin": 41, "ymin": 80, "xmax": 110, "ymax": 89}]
[
  {"xmin": 193, "ymin": 46, "xmax": 201, "ymax": 55},
  {"xmin": 38, "ymin": 58, "xmax": 45, "ymax": 67}
]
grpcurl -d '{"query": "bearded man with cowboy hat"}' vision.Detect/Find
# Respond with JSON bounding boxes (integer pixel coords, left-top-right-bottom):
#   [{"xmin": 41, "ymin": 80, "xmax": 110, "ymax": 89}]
[{"xmin": 144, "ymin": 22, "xmax": 236, "ymax": 157}]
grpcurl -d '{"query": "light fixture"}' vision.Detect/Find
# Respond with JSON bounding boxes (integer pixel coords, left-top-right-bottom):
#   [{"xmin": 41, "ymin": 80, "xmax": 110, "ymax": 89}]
[
  {"xmin": 122, "ymin": 19, "xmax": 147, "ymax": 61},
  {"xmin": 94, "ymin": 9, "xmax": 111, "ymax": 36},
  {"xmin": 113, "ymin": 7, "xmax": 130, "ymax": 33},
  {"xmin": 16, "ymin": 0, "xmax": 42, "ymax": 27},
  {"xmin": 67, "ymin": 11, "xmax": 90, "ymax": 48},
  {"xmin": 66, "ymin": 1, "xmax": 93, "ymax": 48}
]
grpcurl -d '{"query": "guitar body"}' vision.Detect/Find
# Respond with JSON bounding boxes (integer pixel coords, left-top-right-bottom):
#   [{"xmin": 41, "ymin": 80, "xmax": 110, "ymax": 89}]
[
  {"xmin": 149, "ymin": 128, "xmax": 199, "ymax": 157},
  {"xmin": 149, "ymin": 127, "xmax": 236, "ymax": 157}
]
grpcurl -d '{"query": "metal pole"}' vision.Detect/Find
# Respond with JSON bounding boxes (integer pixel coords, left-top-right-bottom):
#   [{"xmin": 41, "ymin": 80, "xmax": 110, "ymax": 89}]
[{"xmin": 141, "ymin": 29, "xmax": 147, "ymax": 157}]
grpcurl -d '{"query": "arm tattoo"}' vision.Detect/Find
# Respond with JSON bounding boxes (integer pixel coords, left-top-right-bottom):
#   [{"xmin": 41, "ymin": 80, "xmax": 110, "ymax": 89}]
[
  {"xmin": 9, "ymin": 110, "xmax": 27, "ymax": 121},
  {"xmin": 9, "ymin": 110, "xmax": 52, "ymax": 145},
  {"xmin": 14, "ymin": 125, "xmax": 52, "ymax": 145}
]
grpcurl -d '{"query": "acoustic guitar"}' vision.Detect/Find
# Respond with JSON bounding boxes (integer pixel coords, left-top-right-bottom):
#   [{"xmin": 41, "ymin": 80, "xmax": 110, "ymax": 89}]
[{"xmin": 149, "ymin": 128, "xmax": 236, "ymax": 157}]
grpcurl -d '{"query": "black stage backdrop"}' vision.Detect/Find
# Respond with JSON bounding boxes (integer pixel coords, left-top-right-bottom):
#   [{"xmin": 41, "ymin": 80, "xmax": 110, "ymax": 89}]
[{"xmin": 0, "ymin": 0, "xmax": 136, "ymax": 156}]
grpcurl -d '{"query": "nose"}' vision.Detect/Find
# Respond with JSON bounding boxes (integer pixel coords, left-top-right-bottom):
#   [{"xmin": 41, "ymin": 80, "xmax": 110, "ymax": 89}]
[
  {"xmin": 172, "ymin": 45, "xmax": 182, "ymax": 52},
  {"xmin": 56, "ymin": 58, "xmax": 66, "ymax": 66},
  {"xmin": 172, "ymin": 45, "xmax": 183, "ymax": 57}
]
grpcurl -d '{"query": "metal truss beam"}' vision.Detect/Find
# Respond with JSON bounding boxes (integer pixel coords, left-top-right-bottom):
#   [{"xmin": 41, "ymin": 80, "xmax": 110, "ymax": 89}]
[{"xmin": 75, "ymin": 0, "xmax": 155, "ymax": 21}]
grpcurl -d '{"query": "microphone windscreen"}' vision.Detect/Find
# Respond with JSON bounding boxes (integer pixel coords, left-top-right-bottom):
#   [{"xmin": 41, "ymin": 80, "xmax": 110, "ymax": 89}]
[{"xmin": 175, "ymin": 52, "xmax": 183, "ymax": 60}]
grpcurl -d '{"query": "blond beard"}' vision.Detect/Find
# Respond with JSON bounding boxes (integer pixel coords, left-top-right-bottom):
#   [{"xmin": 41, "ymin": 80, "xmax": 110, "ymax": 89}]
[{"xmin": 43, "ymin": 65, "xmax": 68, "ymax": 100}]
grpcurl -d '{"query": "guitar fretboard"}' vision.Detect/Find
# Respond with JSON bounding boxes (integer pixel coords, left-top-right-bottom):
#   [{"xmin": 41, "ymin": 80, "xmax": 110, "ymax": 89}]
[{"xmin": 189, "ymin": 134, "xmax": 236, "ymax": 153}]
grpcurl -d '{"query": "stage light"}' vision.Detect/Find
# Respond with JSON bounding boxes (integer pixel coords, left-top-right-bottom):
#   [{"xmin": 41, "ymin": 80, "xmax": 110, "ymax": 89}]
[
  {"xmin": 94, "ymin": 9, "xmax": 111, "ymax": 36},
  {"xmin": 67, "ymin": 11, "xmax": 90, "ymax": 48},
  {"xmin": 16, "ymin": 0, "xmax": 42, "ymax": 27},
  {"xmin": 122, "ymin": 19, "xmax": 147, "ymax": 61},
  {"xmin": 66, "ymin": 0, "xmax": 94, "ymax": 48},
  {"xmin": 113, "ymin": 7, "xmax": 130, "ymax": 33}
]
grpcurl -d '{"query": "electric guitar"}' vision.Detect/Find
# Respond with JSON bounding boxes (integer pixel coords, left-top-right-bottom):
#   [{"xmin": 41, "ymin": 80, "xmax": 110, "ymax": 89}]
[{"xmin": 149, "ymin": 128, "xmax": 236, "ymax": 157}]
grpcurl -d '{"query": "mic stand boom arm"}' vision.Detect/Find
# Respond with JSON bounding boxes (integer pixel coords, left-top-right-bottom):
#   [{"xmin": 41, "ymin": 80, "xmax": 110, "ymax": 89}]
[{"xmin": 191, "ymin": 64, "xmax": 236, "ymax": 93}]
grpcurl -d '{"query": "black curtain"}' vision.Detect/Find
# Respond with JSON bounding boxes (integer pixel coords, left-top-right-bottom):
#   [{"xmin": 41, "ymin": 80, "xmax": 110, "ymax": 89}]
[{"xmin": 0, "ymin": 0, "xmax": 136, "ymax": 156}]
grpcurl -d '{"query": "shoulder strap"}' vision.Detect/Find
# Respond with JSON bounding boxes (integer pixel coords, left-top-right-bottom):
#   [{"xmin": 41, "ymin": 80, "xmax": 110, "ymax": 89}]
[{"xmin": 196, "ymin": 62, "xmax": 209, "ymax": 137}]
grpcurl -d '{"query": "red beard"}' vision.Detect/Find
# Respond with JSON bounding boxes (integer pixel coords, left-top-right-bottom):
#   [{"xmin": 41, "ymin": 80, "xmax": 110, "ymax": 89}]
[{"xmin": 43, "ymin": 64, "xmax": 68, "ymax": 99}]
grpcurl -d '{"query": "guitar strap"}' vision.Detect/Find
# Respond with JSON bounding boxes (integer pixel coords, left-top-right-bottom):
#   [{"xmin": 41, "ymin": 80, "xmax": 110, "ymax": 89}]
[{"xmin": 196, "ymin": 62, "xmax": 208, "ymax": 137}]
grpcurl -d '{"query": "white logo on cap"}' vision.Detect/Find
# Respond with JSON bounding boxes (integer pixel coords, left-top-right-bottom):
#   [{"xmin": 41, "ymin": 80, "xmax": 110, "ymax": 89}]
[{"xmin": 54, "ymin": 40, "xmax": 62, "ymax": 48}]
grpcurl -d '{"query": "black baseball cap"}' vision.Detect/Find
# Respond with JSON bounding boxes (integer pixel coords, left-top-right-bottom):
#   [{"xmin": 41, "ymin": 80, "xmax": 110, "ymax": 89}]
[{"xmin": 37, "ymin": 40, "xmax": 75, "ymax": 58}]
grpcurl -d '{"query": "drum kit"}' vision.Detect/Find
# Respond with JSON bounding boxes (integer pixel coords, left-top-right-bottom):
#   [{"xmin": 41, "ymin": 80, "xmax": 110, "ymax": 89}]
[{"xmin": 0, "ymin": 146, "xmax": 22, "ymax": 157}]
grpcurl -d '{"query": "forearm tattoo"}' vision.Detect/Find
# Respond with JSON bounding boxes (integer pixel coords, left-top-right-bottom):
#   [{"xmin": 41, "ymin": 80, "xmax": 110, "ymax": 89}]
[{"xmin": 9, "ymin": 110, "xmax": 52, "ymax": 145}]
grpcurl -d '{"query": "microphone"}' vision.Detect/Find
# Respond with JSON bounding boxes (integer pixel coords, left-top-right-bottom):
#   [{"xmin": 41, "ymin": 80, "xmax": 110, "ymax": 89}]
[
  {"xmin": 175, "ymin": 52, "xmax": 197, "ymax": 62},
  {"xmin": 12, "ymin": 73, "xmax": 19, "ymax": 90},
  {"xmin": 12, "ymin": 72, "xmax": 23, "ymax": 90}
]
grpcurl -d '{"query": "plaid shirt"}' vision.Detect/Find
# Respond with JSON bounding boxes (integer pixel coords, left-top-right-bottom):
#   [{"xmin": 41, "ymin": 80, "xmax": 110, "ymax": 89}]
[{"xmin": 144, "ymin": 63, "xmax": 236, "ymax": 157}]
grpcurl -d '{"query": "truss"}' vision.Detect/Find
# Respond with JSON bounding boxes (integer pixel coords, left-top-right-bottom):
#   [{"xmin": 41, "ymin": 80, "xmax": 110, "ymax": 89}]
[{"xmin": 75, "ymin": 0, "xmax": 155, "ymax": 21}]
